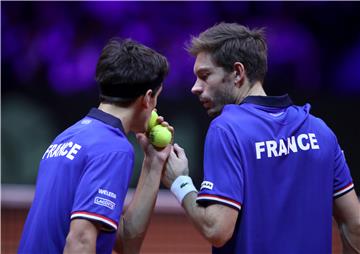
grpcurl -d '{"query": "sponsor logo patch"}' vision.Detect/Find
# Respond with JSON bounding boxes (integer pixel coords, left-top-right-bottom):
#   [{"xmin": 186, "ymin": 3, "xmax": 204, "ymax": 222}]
[
  {"xmin": 94, "ymin": 196, "xmax": 115, "ymax": 210},
  {"xmin": 200, "ymin": 181, "xmax": 214, "ymax": 190},
  {"xmin": 98, "ymin": 188, "xmax": 117, "ymax": 199}
]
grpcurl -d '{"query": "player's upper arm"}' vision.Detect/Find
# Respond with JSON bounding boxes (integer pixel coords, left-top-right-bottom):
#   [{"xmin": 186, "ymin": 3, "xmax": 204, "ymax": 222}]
[
  {"xmin": 333, "ymin": 189, "xmax": 360, "ymax": 253},
  {"xmin": 202, "ymin": 203, "xmax": 239, "ymax": 247},
  {"xmin": 334, "ymin": 189, "xmax": 359, "ymax": 225},
  {"xmin": 334, "ymin": 189, "xmax": 360, "ymax": 226},
  {"xmin": 64, "ymin": 219, "xmax": 100, "ymax": 254}
]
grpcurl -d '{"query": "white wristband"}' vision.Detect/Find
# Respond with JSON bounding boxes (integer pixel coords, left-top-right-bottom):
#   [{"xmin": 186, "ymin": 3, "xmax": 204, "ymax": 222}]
[{"xmin": 170, "ymin": 175, "xmax": 197, "ymax": 204}]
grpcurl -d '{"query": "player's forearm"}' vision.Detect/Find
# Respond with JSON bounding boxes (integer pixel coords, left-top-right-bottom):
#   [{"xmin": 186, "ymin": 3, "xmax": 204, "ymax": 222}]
[
  {"xmin": 124, "ymin": 157, "xmax": 162, "ymax": 235},
  {"xmin": 115, "ymin": 157, "xmax": 162, "ymax": 253},
  {"xmin": 182, "ymin": 192, "xmax": 227, "ymax": 247}
]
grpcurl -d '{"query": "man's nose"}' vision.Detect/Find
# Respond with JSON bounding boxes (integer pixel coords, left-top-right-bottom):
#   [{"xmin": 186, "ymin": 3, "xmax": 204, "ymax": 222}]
[{"xmin": 191, "ymin": 80, "xmax": 203, "ymax": 95}]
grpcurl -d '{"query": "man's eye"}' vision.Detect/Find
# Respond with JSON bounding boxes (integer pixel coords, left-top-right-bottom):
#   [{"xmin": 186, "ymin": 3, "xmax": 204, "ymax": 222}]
[{"xmin": 201, "ymin": 74, "xmax": 209, "ymax": 80}]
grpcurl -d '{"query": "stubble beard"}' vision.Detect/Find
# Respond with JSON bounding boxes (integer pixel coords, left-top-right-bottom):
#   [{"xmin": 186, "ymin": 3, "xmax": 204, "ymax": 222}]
[{"xmin": 208, "ymin": 83, "xmax": 235, "ymax": 117}]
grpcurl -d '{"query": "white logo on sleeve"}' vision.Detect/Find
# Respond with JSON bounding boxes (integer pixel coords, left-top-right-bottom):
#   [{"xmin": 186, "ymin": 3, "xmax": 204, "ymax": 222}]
[
  {"xmin": 94, "ymin": 197, "xmax": 115, "ymax": 210},
  {"xmin": 200, "ymin": 181, "xmax": 214, "ymax": 190},
  {"xmin": 98, "ymin": 188, "xmax": 117, "ymax": 199}
]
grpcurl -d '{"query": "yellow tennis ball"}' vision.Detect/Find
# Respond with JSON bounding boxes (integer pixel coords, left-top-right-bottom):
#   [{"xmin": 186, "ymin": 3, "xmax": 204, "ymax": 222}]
[
  {"xmin": 150, "ymin": 125, "xmax": 172, "ymax": 148},
  {"xmin": 147, "ymin": 110, "xmax": 158, "ymax": 131}
]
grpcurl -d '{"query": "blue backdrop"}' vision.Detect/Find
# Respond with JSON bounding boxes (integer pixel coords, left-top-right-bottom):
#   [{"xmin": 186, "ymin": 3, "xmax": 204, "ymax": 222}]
[{"xmin": 2, "ymin": 1, "xmax": 360, "ymax": 192}]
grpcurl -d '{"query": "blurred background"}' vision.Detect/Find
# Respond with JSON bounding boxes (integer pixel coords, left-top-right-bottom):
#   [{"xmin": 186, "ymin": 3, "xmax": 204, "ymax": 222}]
[{"xmin": 2, "ymin": 1, "xmax": 360, "ymax": 253}]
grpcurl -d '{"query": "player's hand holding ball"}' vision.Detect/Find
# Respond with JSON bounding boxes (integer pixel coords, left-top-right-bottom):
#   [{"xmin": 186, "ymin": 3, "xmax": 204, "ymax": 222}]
[{"xmin": 147, "ymin": 110, "xmax": 173, "ymax": 149}]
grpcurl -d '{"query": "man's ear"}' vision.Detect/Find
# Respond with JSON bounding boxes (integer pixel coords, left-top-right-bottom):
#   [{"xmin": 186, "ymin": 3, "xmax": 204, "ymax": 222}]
[
  {"xmin": 234, "ymin": 62, "xmax": 245, "ymax": 87},
  {"xmin": 141, "ymin": 89, "xmax": 153, "ymax": 109}
]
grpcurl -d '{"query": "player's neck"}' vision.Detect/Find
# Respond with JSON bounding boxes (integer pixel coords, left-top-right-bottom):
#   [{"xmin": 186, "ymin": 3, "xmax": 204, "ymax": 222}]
[
  {"xmin": 247, "ymin": 81, "xmax": 266, "ymax": 97},
  {"xmin": 98, "ymin": 103, "xmax": 134, "ymax": 134},
  {"xmin": 235, "ymin": 81, "xmax": 266, "ymax": 104}
]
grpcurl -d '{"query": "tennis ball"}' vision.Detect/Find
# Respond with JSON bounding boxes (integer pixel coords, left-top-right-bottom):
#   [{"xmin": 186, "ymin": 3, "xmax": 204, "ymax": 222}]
[
  {"xmin": 147, "ymin": 110, "xmax": 158, "ymax": 131},
  {"xmin": 150, "ymin": 125, "xmax": 172, "ymax": 148}
]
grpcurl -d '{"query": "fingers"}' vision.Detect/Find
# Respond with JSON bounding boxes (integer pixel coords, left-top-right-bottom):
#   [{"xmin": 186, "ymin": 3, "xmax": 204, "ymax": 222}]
[
  {"xmin": 136, "ymin": 132, "xmax": 145, "ymax": 140},
  {"xmin": 174, "ymin": 143, "xmax": 184, "ymax": 151},
  {"xmin": 157, "ymin": 116, "xmax": 164, "ymax": 124},
  {"xmin": 154, "ymin": 115, "xmax": 169, "ymax": 129},
  {"xmin": 160, "ymin": 121, "xmax": 169, "ymax": 127},
  {"xmin": 160, "ymin": 121, "xmax": 174, "ymax": 136},
  {"xmin": 173, "ymin": 143, "xmax": 186, "ymax": 160},
  {"xmin": 170, "ymin": 145, "xmax": 176, "ymax": 156},
  {"xmin": 168, "ymin": 126, "xmax": 175, "ymax": 143},
  {"xmin": 136, "ymin": 133, "xmax": 147, "ymax": 148},
  {"xmin": 162, "ymin": 143, "xmax": 173, "ymax": 156},
  {"xmin": 165, "ymin": 145, "xmax": 177, "ymax": 161},
  {"xmin": 155, "ymin": 114, "xmax": 175, "ymax": 141}
]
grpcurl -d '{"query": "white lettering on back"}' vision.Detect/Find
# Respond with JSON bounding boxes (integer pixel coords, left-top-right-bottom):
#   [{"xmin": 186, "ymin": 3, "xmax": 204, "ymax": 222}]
[
  {"xmin": 255, "ymin": 133, "xmax": 320, "ymax": 159},
  {"xmin": 278, "ymin": 139, "xmax": 287, "ymax": 156},
  {"xmin": 60, "ymin": 142, "xmax": 73, "ymax": 156},
  {"xmin": 42, "ymin": 145, "xmax": 53, "ymax": 159},
  {"xmin": 297, "ymin": 134, "xmax": 310, "ymax": 150},
  {"xmin": 266, "ymin": 140, "xmax": 278, "ymax": 158},
  {"xmin": 287, "ymin": 136, "xmax": 298, "ymax": 153},
  {"xmin": 309, "ymin": 133, "xmax": 320, "ymax": 149},
  {"xmin": 255, "ymin": 142, "xmax": 265, "ymax": 159},
  {"xmin": 42, "ymin": 141, "xmax": 81, "ymax": 160},
  {"xmin": 66, "ymin": 144, "xmax": 82, "ymax": 160}
]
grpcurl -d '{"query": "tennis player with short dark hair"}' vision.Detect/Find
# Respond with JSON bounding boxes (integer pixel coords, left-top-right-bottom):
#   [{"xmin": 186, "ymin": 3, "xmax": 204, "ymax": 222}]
[
  {"xmin": 163, "ymin": 22, "xmax": 360, "ymax": 253},
  {"xmin": 19, "ymin": 38, "xmax": 172, "ymax": 254}
]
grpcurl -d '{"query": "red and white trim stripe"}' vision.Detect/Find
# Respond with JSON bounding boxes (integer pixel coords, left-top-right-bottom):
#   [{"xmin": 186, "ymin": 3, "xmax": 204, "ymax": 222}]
[
  {"xmin": 196, "ymin": 194, "xmax": 242, "ymax": 210},
  {"xmin": 334, "ymin": 183, "xmax": 354, "ymax": 198},
  {"xmin": 71, "ymin": 211, "xmax": 118, "ymax": 231}
]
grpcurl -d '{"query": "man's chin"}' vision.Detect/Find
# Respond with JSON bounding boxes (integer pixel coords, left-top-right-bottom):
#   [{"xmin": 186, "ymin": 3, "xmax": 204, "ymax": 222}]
[{"xmin": 206, "ymin": 108, "xmax": 221, "ymax": 118}]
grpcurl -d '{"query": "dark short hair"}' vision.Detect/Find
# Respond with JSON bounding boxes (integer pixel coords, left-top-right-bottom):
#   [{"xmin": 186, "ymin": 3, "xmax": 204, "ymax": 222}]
[
  {"xmin": 96, "ymin": 38, "xmax": 169, "ymax": 105},
  {"xmin": 187, "ymin": 22, "xmax": 267, "ymax": 84}
]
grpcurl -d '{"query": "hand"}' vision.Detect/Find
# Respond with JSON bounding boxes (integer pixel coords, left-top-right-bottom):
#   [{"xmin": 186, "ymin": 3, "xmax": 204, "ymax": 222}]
[
  {"xmin": 136, "ymin": 114, "xmax": 174, "ymax": 170},
  {"xmin": 136, "ymin": 133, "xmax": 171, "ymax": 164},
  {"xmin": 150, "ymin": 113, "xmax": 175, "ymax": 145},
  {"xmin": 162, "ymin": 143, "xmax": 189, "ymax": 189}
]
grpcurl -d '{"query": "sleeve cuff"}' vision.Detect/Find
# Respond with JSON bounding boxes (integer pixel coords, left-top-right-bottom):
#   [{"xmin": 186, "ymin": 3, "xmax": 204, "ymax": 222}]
[
  {"xmin": 333, "ymin": 183, "xmax": 354, "ymax": 199},
  {"xmin": 196, "ymin": 193, "xmax": 242, "ymax": 211},
  {"xmin": 71, "ymin": 211, "xmax": 118, "ymax": 232}
]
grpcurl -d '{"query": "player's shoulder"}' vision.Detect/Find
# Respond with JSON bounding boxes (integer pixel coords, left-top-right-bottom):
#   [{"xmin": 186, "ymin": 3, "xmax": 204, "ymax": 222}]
[
  {"xmin": 307, "ymin": 111, "xmax": 337, "ymax": 139},
  {"xmin": 210, "ymin": 104, "xmax": 252, "ymax": 129},
  {"xmin": 61, "ymin": 117, "xmax": 133, "ymax": 154},
  {"xmin": 295, "ymin": 103, "xmax": 338, "ymax": 148},
  {"xmin": 87, "ymin": 129, "xmax": 133, "ymax": 154},
  {"xmin": 301, "ymin": 103, "xmax": 331, "ymax": 130}
]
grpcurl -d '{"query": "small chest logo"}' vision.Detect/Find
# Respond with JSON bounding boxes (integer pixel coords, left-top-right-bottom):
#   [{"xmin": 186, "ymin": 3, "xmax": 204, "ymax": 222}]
[
  {"xmin": 200, "ymin": 181, "xmax": 214, "ymax": 190},
  {"xmin": 94, "ymin": 196, "xmax": 115, "ymax": 210}
]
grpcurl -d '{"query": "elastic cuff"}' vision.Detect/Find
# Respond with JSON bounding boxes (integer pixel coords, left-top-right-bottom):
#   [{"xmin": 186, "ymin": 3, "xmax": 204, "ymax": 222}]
[{"xmin": 170, "ymin": 175, "xmax": 197, "ymax": 204}]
